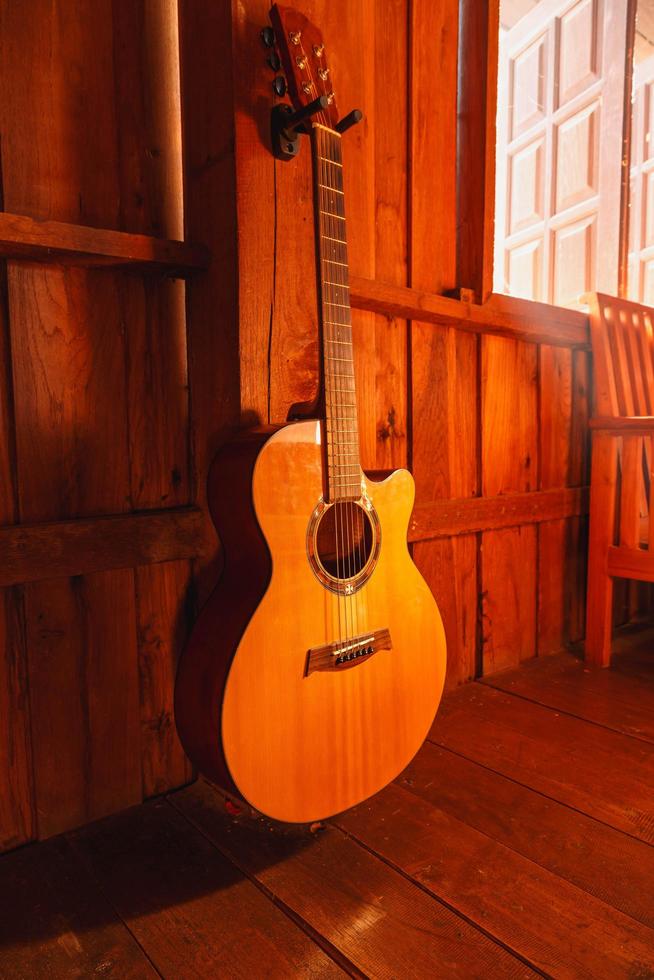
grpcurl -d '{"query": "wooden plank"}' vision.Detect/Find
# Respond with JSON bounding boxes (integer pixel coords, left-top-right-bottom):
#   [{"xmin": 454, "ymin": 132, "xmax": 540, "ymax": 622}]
[
  {"xmin": 25, "ymin": 570, "xmax": 141, "ymax": 838},
  {"xmin": 136, "ymin": 560, "xmax": 194, "ymax": 797},
  {"xmin": 430, "ymin": 683, "xmax": 654, "ymax": 843},
  {"xmin": 172, "ymin": 779, "xmax": 536, "ymax": 979},
  {"xmin": 0, "ymin": 589, "xmax": 34, "ymax": 852},
  {"xmin": 0, "ymin": 836, "xmax": 158, "ymax": 978},
  {"xmin": 456, "ymin": 0, "xmax": 499, "ymax": 303},
  {"xmin": 399, "ymin": 740, "xmax": 654, "ymax": 933},
  {"xmin": 113, "ymin": 2, "xmax": 195, "ymax": 800},
  {"xmin": 483, "ymin": 651, "xmax": 654, "ymax": 744},
  {"xmin": 409, "ymin": 486, "xmax": 588, "ymax": 541},
  {"xmin": 372, "ymin": 0, "xmax": 408, "ymax": 470},
  {"xmin": 0, "ymin": 508, "xmax": 207, "ymax": 587},
  {"xmin": 0, "ymin": 212, "xmax": 208, "ymax": 272},
  {"xmin": 410, "ymin": 0, "xmax": 458, "ymax": 295},
  {"xmin": 68, "ymin": 799, "xmax": 347, "ymax": 979},
  {"xmin": 0, "ymin": 0, "xmax": 145, "ymax": 840},
  {"xmin": 482, "ymin": 337, "xmax": 538, "ymax": 673},
  {"xmin": 413, "ymin": 536, "xmax": 477, "ymax": 689},
  {"xmin": 350, "ymin": 277, "xmax": 590, "ymax": 347},
  {"xmin": 608, "ymin": 545, "xmax": 654, "ymax": 581},
  {"xmin": 336, "ymin": 781, "xmax": 654, "ymax": 978},
  {"xmin": 538, "ymin": 345, "xmax": 573, "ymax": 654},
  {"xmin": 179, "ymin": 0, "xmax": 241, "ymax": 583}
]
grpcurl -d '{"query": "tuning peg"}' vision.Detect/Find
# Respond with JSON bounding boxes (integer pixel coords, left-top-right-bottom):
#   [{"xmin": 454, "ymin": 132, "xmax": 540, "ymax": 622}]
[
  {"xmin": 261, "ymin": 26, "xmax": 275, "ymax": 47},
  {"xmin": 273, "ymin": 76, "xmax": 287, "ymax": 97},
  {"xmin": 267, "ymin": 51, "xmax": 281, "ymax": 71}
]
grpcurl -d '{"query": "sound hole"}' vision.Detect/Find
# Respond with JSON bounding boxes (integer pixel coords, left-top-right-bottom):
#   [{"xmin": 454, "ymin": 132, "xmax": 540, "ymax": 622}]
[{"xmin": 315, "ymin": 501, "xmax": 374, "ymax": 580}]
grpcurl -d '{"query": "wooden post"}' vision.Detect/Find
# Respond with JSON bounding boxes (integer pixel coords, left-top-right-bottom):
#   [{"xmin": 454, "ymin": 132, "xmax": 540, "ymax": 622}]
[{"xmin": 585, "ymin": 432, "xmax": 618, "ymax": 666}]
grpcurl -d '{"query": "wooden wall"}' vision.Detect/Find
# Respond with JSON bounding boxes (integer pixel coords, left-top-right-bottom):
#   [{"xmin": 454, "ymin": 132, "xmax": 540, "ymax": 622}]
[{"xmin": 0, "ymin": 0, "xmax": 593, "ymax": 853}]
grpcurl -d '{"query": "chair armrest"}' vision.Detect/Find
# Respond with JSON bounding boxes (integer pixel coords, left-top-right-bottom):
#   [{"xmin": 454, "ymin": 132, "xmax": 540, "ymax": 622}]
[{"xmin": 590, "ymin": 416, "xmax": 654, "ymax": 432}]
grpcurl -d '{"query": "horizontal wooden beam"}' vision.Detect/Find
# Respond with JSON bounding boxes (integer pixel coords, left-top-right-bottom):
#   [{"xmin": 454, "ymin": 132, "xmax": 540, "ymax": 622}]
[
  {"xmin": 0, "ymin": 212, "xmax": 210, "ymax": 274},
  {"xmin": 409, "ymin": 486, "xmax": 589, "ymax": 542},
  {"xmin": 0, "ymin": 508, "xmax": 211, "ymax": 587},
  {"xmin": 350, "ymin": 276, "xmax": 590, "ymax": 349},
  {"xmin": 608, "ymin": 546, "xmax": 654, "ymax": 582},
  {"xmin": 591, "ymin": 416, "xmax": 654, "ymax": 433}
]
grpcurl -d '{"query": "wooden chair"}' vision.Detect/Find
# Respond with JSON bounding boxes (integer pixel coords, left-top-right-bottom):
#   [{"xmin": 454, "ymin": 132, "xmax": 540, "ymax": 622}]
[{"xmin": 586, "ymin": 293, "xmax": 654, "ymax": 666}]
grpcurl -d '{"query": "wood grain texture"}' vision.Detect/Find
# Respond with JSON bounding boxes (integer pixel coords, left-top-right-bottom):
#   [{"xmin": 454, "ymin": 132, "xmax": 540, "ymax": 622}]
[
  {"xmin": 173, "ymin": 779, "xmax": 537, "ymax": 979},
  {"xmin": 400, "ymin": 739, "xmax": 654, "ymax": 933},
  {"xmin": 69, "ymin": 800, "xmax": 346, "ymax": 979},
  {"xmin": 482, "ymin": 337, "xmax": 538, "ymax": 672},
  {"xmin": 431, "ymin": 684, "xmax": 654, "ymax": 843},
  {"xmin": 0, "ymin": 836, "xmax": 158, "ymax": 979},
  {"xmin": 0, "ymin": 212, "xmax": 208, "ymax": 271},
  {"xmin": 25, "ymin": 571, "xmax": 141, "ymax": 838},
  {"xmin": 349, "ymin": 277, "xmax": 591, "ymax": 347},
  {"xmin": 337, "ymin": 780, "xmax": 654, "ymax": 978},
  {"xmin": 136, "ymin": 560, "xmax": 194, "ymax": 797},
  {"xmin": 0, "ymin": 508, "xmax": 207, "ymax": 588},
  {"xmin": 0, "ymin": 589, "xmax": 34, "ymax": 852}
]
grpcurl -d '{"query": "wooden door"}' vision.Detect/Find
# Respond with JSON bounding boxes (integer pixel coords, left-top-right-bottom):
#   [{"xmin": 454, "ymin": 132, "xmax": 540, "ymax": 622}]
[{"xmin": 495, "ymin": 0, "xmax": 633, "ymax": 307}]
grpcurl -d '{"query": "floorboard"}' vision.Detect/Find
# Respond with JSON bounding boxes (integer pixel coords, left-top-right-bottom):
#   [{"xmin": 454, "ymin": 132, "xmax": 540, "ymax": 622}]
[
  {"xmin": 67, "ymin": 799, "xmax": 346, "ymax": 979},
  {"xmin": 171, "ymin": 780, "xmax": 537, "ymax": 979},
  {"xmin": 429, "ymin": 682, "xmax": 654, "ymax": 843},
  {"xmin": 0, "ymin": 836, "xmax": 159, "ymax": 979},
  {"xmin": 482, "ymin": 651, "xmax": 654, "ymax": 743},
  {"xmin": 397, "ymin": 741, "xmax": 654, "ymax": 931},
  {"xmin": 335, "ymin": 781, "xmax": 654, "ymax": 978},
  {"xmin": 2, "ymin": 630, "xmax": 654, "ymax": 978}
]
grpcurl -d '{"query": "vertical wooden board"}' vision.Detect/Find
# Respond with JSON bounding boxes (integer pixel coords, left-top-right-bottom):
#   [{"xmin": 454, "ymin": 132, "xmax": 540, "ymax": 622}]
[
  {"xmin": 0, "ymin": 273, "xmax": 15, "ymax": 525},
  {"xmin": 231, "ymin": 0, "xmax": 275, "ymax": 425},
  {"xmin": 269, "ymin": 141, "xmax": 318, "ymax": 424},
  {"xmin": 482, "ymin": 336, "xmax": 537, "ymax": 496},
  {"xmin": 410, "ymin": 0, "xmax": 459, "ymax": 294},
  {"xmin": 569, "ymin": 349, "xmax": 592, "ymax": 639},
  {"xmin": 7, "ymin": 267, "xmax": 130, "ymax": 521},
  {"xmin": 414, "ymin": 537, "xmax": 477, "ymax": 690},
  {"xmin": 179, "ymin": 0, "xmax": 241, "ymax": 468},
  {"xmin": 373, "ymin": 0, "xmax": 408, "ymax": 470},
  {"xmin": 25, "ymin": 570, "xmax": 141, "ymax": 838},
  {"xmin": 482, "ymin": 525, "xmax": 537, "ymax": 674},
  {"xmin": 137, "ymin": 560, "xmax": 194, "ymax": 797},
  {"xmin": 374, "ymin": 0, "xmax": 408, "ymax": 286},
  {"xmin": 0, "ymin": 589, "xmax": 34, "ymax": 852},
  {"xmin": 538, "ymin": 345, "xmax": 572, "ymax": 655},
  {"xmin": 482, "ymin": 336, "xmax": 538, "ymax": 673},
  {"xmin": 374, "ymin": 313, "xmax": 407, "ymax": 470},
  {"xmin": 412, "ymin": 324, "xmax": 478, "ymax": 501},
  {"xmin": 352, "ymin": 310, "xmax": 378, "ymax": 470},
  {"xmin": 0, "ymin": 0, "xmax": 120, "ymax": 227},
  {"xmin": 457, "ymin": 0, "xmax": 499, "ymax": 302}
]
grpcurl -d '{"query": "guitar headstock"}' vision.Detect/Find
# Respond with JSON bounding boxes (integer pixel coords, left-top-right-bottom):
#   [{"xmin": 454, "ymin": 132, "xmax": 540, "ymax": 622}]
[{"xmin": 268, "ymin": 4, "xmax": 339, "ymax": 130}]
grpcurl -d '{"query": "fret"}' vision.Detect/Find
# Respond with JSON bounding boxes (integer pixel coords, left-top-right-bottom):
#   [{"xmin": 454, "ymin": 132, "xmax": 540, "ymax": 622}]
[
  {"xmin": 325, "ymin": 356, "xmax": 353, "ymax": 363},
  {"xmin": 320, "ymin": 210, "xmax": 346, "ymax": 220},
  {"xmin": 319, "ymin": 156, "xmax": 343, "ymax": 167},
  {"xmin": 324, "ymin": 321, "xmax": 352, "ymax": 329},
  {"xmin": 321, "ymin": 234, "xmax": 347, "ymax": 245},
  {"xmin": 324, "ymin": 338, "xmax": 352, "ymax": 345},
  {"xmin": 323, "ymin": 281, "xmax": 349, "ymax": 290},
  {"xmin": 318, "ymin": 184, "xmax": 344, "ymax": 195},
  {"xmin": 322, "ymin": 258, "xmax": 348, "ymax": 267},
  {"xmin": 323, "ymin": 301, "xmax": 350, "ymax": 309}
]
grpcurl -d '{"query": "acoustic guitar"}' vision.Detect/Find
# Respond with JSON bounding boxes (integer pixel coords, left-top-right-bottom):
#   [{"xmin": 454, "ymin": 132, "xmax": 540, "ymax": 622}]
[{"xmin": 175, "ymin": 3, "xmax": 446, "ymax": 823}]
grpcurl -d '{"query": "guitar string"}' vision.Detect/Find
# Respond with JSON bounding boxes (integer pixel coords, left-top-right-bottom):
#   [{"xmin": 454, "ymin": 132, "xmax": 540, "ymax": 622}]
[
  {"xmin": 318, "ymin": 126, "xmax": 350, "ymax": 647},
  {"xmin": 326, "ymin": 127, "xmax": 359, "ymax": 645}
]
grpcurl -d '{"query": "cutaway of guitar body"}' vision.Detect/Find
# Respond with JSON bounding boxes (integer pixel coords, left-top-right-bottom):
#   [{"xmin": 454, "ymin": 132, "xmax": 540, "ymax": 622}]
[{"xmin": 175, "ymin": 420, "xmax": 446, "ymax": 823}]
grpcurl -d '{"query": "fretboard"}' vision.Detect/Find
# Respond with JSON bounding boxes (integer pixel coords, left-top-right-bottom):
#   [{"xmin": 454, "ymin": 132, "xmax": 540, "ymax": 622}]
[{"xmin": 312, "ymin": 123, "xmax": 360, "ymax": 501}]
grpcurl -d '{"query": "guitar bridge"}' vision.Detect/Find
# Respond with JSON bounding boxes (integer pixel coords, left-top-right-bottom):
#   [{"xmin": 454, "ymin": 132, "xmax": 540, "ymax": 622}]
[{"xmin": 305, "ymin": 628, "xmax": 392, "ymax": 676}]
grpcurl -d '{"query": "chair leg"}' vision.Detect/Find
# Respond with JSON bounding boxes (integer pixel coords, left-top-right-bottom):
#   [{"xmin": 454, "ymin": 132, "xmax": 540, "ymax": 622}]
[
  {"xmin": 585, "ymin": 433, "xmax": 618, "ymax": 667},
  {"xmin": 585, "ymin": 564, "xmax": 613, "ymax": 667}
]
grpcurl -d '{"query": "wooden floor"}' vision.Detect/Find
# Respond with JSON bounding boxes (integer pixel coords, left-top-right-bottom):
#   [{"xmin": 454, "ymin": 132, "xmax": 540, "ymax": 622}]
[{"xmin": 2, "ymin": 627, "xmax": 654, "ymax": 979}]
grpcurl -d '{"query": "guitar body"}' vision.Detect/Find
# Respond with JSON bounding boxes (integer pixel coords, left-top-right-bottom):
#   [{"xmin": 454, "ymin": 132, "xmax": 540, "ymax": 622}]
[{"xmin": 175, "ymin": 420, "xmax": 446, "ymax": 823}]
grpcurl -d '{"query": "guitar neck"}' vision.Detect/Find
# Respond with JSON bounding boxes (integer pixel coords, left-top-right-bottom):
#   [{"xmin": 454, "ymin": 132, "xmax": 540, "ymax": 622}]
[{"xmin": 312, "ymin": 123, "xmax": 360, "ymax": 502}]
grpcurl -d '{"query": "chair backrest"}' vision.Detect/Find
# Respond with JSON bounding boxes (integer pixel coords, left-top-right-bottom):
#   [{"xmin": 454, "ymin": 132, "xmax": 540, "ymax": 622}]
[{"xmin": 588, "ymin": 293, "xmax": 654, "ymax": 417}]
